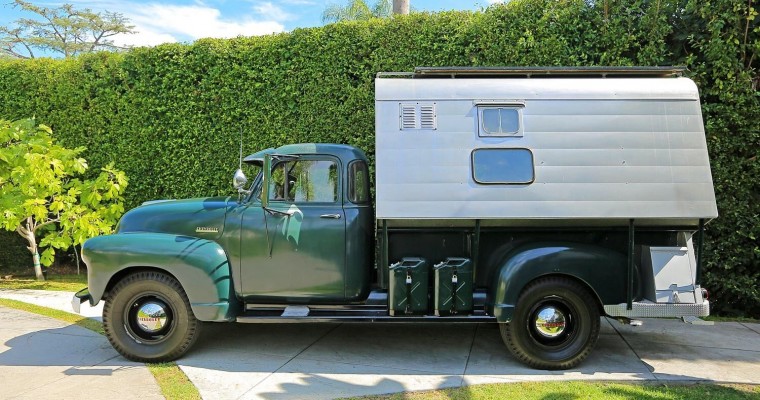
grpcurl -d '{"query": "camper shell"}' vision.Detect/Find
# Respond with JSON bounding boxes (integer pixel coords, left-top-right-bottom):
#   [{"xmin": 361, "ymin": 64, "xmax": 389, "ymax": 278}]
[{"xmin": 74, "ymin": 66, "xmax": 717, "ymax": 370}]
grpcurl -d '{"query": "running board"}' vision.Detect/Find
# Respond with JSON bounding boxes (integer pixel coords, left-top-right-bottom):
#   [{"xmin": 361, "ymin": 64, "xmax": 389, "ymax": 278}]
[
  {"xmin": 236, "ymin": 313, "xmax": 496, "ymax": 323},
  {"xmin": 237, "ymin": 305, "xmax": 495, "ymax": 323}
]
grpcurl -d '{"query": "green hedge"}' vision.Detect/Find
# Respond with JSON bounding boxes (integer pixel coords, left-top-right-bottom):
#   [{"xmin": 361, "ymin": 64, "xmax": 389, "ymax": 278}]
[{"xmin": 0, "ymin": 0, "xmax": 757, "ymax": 316}]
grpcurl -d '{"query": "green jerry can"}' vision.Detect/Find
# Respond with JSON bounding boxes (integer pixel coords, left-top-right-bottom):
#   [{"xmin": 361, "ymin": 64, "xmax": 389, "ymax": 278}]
[
  {"xmin": 434, "ymin": 257, "xmax": 473, "ymax": 316},
  {"xmin": 389, "ymin": 257, "xmax": 428, "ymax": 316}
]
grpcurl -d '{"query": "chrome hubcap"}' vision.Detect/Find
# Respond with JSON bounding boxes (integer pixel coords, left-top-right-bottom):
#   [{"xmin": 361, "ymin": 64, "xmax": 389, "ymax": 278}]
[
  {"xmin": 534, "ymin": 306, "xmax": 567, "ymax": 338},
  {"xmin": 136, "ymin": 301, "xmax": 168, "ymax": 333}
]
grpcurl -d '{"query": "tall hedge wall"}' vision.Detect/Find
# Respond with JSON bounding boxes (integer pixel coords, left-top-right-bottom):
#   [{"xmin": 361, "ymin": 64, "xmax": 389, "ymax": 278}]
[{"xmin": 0, "ymin": 0, "xmax": 757, "ymax": 316}]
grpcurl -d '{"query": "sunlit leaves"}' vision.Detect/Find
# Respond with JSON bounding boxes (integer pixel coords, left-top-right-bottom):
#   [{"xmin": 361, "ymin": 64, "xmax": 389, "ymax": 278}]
[{"xmin": 0, "ymin": 118, "xmax": 128, "ymax": 268}]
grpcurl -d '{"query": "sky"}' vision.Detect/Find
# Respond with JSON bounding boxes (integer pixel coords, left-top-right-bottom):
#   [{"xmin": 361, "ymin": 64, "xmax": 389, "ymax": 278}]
[{"xmin": 0, "ymin": 0, "xmax": 506, "ymax": 49}]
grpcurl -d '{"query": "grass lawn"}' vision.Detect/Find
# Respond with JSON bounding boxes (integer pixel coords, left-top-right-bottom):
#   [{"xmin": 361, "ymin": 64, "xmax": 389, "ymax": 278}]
[
  {"xmin": 0, "ymin": 273, "xmax": 87, "ymax": 292},
  {"xmin": 349, "ymin": 381, "xmax": 760, "ymax": 400},
  {"xmin": 0, "ymin": 297, "xmax": 200, "ymax": 400}
]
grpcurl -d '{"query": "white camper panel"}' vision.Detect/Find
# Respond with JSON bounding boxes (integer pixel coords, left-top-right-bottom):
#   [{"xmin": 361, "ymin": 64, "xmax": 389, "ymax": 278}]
[{"xmin": 375, "ymin": 77, "xmax": 718, "ymax": 225}]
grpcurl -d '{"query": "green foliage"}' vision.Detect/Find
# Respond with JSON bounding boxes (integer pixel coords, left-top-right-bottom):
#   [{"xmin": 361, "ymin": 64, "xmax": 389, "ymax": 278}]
[
  {"xmin": 0, "ymin": 118, "xmax": 128, "ymax": 276},
  {"xmin": 0, "ymin": 0, "xmax": 135, "ymax": 59},
  {"xmin": 0, "ymin": 1, "xmax": 756, "ymax": 314},
  {"xmin": 322, "ymin": 0, "xmax": 393, "ymax": 23}
]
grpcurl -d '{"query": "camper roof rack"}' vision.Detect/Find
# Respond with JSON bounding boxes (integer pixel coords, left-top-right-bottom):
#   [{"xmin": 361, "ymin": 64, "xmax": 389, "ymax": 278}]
[{"xmin": 377, "ymin": 66, "xmax": 686, "ymax": 79}]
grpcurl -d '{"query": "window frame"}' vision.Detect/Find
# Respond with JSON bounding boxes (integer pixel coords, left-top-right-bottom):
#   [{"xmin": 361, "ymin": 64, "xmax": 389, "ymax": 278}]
[
  {"xmin": 347, "ymin": 160, "xmax": 370, "ymax": 205},
  {"xmin": 267, "ymin": 155, "xmax": 342, "ymax": 205},
  {"xmin": 470, "ymin": 148, "xmax": 535, "ymax": 185},
  {"xmin": 477, "ymin": 105, "xmax": 524, "ymax": 137}
]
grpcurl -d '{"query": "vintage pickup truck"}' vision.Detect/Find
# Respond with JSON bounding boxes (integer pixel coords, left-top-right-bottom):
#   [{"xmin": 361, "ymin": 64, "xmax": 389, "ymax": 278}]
[{"xmin": 73, "ymin": 67, "xmax": 717, "ymax": 370}]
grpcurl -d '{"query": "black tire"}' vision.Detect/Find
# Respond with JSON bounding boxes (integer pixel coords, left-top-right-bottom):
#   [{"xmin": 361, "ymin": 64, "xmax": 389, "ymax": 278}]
[
  {"xmin": 102, "ymin": 271, "xmax": 201, "ymax": 362},
  {"xmin": 500, "ymin": 276, "xmax": 600, "ymax": 370}
]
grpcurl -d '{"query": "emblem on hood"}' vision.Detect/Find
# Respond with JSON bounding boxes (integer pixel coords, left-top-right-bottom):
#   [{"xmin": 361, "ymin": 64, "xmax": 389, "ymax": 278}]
[{"xmin": 195, "ymin": 227, "xmax": 219, "ymax": 233}]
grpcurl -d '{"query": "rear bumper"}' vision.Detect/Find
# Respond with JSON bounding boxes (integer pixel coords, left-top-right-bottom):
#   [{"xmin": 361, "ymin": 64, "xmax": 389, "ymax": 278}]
[
  {"xmin": 71, "ymin": 288, "xmax": 93, "ymax": 314},
  {"xmin": 604, "ymin": 299, "xmax": 709, "ymax": 318}
]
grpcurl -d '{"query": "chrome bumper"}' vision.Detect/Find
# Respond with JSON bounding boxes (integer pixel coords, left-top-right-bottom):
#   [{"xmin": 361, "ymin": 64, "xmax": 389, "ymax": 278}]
[
  {"xmin": 604, "ymin": 299, "xmax": 709, "ymax": 318},
  {"xmin": 71, "ymin": 288, "xmax": 92, "ymax": 314}
]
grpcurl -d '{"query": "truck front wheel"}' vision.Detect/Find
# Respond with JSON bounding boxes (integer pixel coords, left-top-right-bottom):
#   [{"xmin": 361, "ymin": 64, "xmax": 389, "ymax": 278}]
[
  {"xmin": 500, "ymin": 276, "xmax": 600, "ymax": 370},
  {"xmin": 103, "ymin": 271, "xmax": 201, "ymax": 362}
]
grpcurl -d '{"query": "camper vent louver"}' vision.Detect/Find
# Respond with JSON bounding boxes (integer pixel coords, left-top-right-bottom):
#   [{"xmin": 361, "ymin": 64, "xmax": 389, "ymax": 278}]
[{"xmin": 400, "ymin": 103, "xmax": 437, "ymax": 130}]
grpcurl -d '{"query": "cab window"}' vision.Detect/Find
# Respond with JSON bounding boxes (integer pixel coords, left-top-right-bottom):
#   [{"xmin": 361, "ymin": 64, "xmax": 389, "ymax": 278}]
[{"xmin": 269, "ymin": 160, "xmax": 338, "ymax": 203}]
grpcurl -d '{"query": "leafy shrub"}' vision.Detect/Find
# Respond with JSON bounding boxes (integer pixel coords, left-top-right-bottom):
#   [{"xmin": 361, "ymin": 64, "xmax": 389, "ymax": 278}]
[{"xmin": 0, "ymin": 0, "xmax": 756, "ymax": 314}]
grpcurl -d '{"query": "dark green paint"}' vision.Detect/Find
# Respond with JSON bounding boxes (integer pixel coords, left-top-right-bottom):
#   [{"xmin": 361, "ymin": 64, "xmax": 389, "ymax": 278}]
[
  {"xmin": 434, "ymin": 258, "xmax": 473, "ymax": 316},
  {"xmin": 490, "ymin": 242, "xmax": 634, "ymax": 322},
  {"xmin": 117, "ymin": 197, "xmax": 233, "ymax": 240},
  {"xmin": 344, "ymin": 206, "xmax": 373, "ymax": 300},
  {"xmin": 389, "ymin": 258, "xmax": 429, "ymax": 315},
  {"xmin": 230, "ymin": 144, "xmax": 372, "ymax": 303},
  {"xmin": 236, "ymin": 200, "xmax": 347, "ymax": 301},
  {"xmin": 81, "ymin": 233, "xmax": 237, "ymax": 321}
]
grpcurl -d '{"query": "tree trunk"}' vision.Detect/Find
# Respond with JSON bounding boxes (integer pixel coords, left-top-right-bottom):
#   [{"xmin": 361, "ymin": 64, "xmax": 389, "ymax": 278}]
[
  {"xmin": 17, "ymin": 218, "xmax": 45, "ymax": 281},
  {"xmin": 393, "ymin": 0, "xmax": 409, "ymax": 15},
  {"xmin": 32, "ymin": 251, "xmax": 44, "ymax": 281}
]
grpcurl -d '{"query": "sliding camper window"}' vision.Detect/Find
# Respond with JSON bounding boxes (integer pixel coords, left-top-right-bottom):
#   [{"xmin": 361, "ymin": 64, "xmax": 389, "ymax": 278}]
[
  {"xmin": 478, "ymin": 106, "xmax": 523, "ymax": 137},
  {"xmin": 471, "ymin": 148, "xmax": 534, "ymax": 184}
]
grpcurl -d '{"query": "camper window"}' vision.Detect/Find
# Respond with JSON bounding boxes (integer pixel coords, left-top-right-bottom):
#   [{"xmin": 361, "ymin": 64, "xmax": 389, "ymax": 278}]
[
  {"xmin": 479, "ymin": 107, "xmax": 522, "ymax": 137},
  {"xmin": 471, "ymin": 148, "xmax": 534, "ymax": 184}
]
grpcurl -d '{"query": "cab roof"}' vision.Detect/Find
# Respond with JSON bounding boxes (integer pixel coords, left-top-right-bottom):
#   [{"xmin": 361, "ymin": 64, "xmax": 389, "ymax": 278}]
[{"xmin": 243, "ymin": 143, "xmax": 368, "ymax": 166}]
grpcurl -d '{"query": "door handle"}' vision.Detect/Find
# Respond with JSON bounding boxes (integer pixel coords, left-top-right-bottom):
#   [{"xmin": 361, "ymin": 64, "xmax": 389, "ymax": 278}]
[{"xmin": 320, "ymin": 214, "xmax": 342, "ymax": 219}]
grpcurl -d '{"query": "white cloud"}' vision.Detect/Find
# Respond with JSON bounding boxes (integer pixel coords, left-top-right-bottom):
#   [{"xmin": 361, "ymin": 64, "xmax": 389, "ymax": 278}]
[
  {"xmin": 252, "ymin": 2, "xmax": 294, "ymax": 22},
  {"xmin": 70, "ymin": 1, "xmax": 286, "ymax": 47},
  {"xmin": 486, "ymin": 0, "xmax": 506, "ymax": 4},
  {"xmin": 113, "ymin": 29, "xmax": 178, "ymax": 47},
  {"xmin": 130, "ymin": 4, "xmax": 284, "ymax": 40}
]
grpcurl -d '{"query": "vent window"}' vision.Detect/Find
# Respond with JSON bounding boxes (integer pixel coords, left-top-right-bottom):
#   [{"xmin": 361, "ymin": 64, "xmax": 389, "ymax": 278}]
[
  {"xmin": 478, "ymin": 106, "xmax": 523, "ymax": 137},
  {"xmin": 400, "ymin": 103, "xmax": 437, "ymax": 130}
]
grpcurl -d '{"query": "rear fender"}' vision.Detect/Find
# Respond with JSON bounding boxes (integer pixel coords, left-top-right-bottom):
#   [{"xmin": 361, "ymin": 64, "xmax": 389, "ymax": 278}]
[
  {"xmin": 81, "ymin": 232, "xmax": 237, "ymax": 321},
  {"xmin": 491, "ymin": 242, "xmax": 634, "ymax": 322}
]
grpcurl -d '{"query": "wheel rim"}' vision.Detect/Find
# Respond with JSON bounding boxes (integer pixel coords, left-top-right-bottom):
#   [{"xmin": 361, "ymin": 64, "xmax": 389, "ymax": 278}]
[
  {"xmin": 526, "ymin": 297, "xmax": 576, "ymax": 347},
  {"xmin": 124, "ymin": 294, "xmax": 175, "ymax": 343}
]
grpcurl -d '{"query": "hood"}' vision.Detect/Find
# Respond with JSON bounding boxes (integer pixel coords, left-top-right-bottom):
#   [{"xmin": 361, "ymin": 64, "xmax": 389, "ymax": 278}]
[{"xmin": 116, "ymin": 197, "xmax": 233, "ymax": 240}]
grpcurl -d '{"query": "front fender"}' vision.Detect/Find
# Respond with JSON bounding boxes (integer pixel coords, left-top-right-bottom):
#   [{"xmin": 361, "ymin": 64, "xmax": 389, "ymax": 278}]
[
  {"xmin": 81, "ymin": 232, "xmax": 237, "ymax": 321},
  {"xmin": 491, "ymin": 242, "xmax": 633, "ymax": 322}
]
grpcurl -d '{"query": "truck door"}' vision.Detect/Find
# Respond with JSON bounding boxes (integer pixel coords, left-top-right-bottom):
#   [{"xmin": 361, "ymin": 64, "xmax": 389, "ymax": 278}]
[{"xmin": 239, "ymin": 156, "xmax": 346, "ymax": 302}]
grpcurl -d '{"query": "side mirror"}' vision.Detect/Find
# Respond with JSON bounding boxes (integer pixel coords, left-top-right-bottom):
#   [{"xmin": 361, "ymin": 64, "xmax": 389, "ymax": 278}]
[{"xmin": 233, "ymin": 169, "xmax": 248, "ymax": 191}]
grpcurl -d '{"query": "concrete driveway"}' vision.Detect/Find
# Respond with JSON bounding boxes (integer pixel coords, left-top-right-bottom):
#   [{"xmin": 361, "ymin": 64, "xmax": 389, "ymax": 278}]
[
  {"xmin": 2, "ymin": 289, "xmax": 760, "ymax": 400},
  {"xmin": 0, "ymin": 306, "xmax": 162, "ymax": 400}
]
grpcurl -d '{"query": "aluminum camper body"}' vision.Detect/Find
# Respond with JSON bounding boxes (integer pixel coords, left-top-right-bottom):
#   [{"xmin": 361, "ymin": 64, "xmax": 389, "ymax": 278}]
[{"xmin": 375, "ymin": 68, "xmax": 718, "ymax": 227}]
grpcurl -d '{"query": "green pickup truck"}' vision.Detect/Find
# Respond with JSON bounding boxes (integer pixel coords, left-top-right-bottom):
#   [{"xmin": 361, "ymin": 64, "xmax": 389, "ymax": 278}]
[{"xmin": 73, "ymin": 67, "xmax": 717, "ymax": 370}]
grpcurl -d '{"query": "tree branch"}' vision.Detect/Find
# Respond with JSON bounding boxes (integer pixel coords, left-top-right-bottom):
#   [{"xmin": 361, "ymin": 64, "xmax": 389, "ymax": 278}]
[{"xmin": 33, "ymin": 218, "xmax": 60, "ymax": 233}]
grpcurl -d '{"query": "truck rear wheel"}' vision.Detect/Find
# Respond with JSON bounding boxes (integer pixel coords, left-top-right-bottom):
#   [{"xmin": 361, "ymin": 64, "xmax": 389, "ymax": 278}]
[
  {"xmin": 103, "ymin": 271, "xmax": 201, "ymax": 362},
  {"xmin": 500, "ymin": 276, "xmax": 600, "ymax": 370}
]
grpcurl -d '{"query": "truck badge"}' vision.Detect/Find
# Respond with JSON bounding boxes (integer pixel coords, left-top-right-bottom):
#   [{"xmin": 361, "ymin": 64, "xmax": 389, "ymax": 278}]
[{"xmin": 195, "ymin": 227, "xmax": 219, "ymax": 233}]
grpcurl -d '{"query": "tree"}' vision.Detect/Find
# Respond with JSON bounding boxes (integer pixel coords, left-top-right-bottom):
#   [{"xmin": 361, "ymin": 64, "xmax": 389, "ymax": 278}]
[
  {"xmin": 393, "ymin": 0, "xmax": 409, "ymax": 15},
  {"xmin": 322, "ymin": 0, "xmax": 393, "ymax": 23},
  {"xmin": 0, "ymin": 118, "xmax": 128, "ymax": 280},
  {"xmin": 0, "ymin": 0, "xmax": 135, "ymax": 59}
]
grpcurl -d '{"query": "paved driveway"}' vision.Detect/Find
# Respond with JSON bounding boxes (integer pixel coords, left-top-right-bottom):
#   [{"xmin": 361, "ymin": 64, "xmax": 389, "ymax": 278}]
[
  {"xmin": 0, "ymin": 306, "xmax": 162, "ymax": 400},
  {"xmin": 180, "ymin": 318, "xmax": 760, "ymax": 399},
  {"xmin": 2, "ymin": 289, "xmax": 760, "ymax": 400}
]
